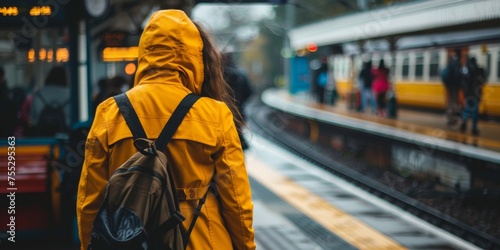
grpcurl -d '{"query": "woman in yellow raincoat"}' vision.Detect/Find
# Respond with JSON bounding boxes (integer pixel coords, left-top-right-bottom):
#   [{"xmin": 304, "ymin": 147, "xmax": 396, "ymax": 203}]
[{"xmin": 77, "ymin": 10, "xmax": 255, "ymax": 250}]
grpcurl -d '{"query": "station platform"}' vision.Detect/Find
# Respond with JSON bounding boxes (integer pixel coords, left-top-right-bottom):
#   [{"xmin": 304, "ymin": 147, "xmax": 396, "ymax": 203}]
[
  {"xmin": 2, "ymin": 133, "xmax": 480, "ymax": 250},
  {"xmin": 260, "ymin": 88, "xmax": 500, "ymax": 164},
  {"xmin": 246, "ymin": 134, "xmax": 479, "ymax": 250}
]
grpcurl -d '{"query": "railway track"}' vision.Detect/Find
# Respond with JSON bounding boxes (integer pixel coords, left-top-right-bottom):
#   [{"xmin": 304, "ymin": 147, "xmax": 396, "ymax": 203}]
[{"xmin": 247, "ymin": 100, "xmax": 500, "ymax": 250}]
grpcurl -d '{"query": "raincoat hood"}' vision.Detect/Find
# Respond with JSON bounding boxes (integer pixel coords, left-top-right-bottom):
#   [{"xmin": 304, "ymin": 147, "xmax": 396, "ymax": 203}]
[{"xmin": 134, "ymin": 10, "xmax": 204, "ymax": 94}]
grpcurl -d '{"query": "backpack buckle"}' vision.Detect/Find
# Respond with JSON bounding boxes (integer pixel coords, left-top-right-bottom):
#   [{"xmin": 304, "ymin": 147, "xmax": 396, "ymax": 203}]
[{"xmin": 134, "ymin": 138, "xmax": 157, "ymax": 156}]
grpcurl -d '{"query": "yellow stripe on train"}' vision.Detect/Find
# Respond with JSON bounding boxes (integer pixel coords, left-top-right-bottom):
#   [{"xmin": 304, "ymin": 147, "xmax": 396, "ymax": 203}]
[{"xmin": 335, "ymin": 80, "xmax": 500, "ymax": 117}]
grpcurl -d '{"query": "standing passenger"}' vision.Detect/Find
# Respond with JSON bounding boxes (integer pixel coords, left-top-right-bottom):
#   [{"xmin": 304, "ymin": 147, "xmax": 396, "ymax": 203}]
[
  {"xmin": 460, "ymin": 57, "xmax": 487, "ymax": 135},
  {"xmin": 76, "ymin": 10, "xmax": 256, "ymax": 250},
  {"xmin": 30, "ymin": 66, "xmax": 70, "ymax": 136},
  {"xmin": 92, "ymin": 78, "xmax": 108, "ymax": 114},
  {"xmin": 312, "ymin": 58, "xmax": 328, "ymax": 104},
  {"xmin": 372, "ymin": 59, "xmax": 390, "ymax": 117},
  {"xmin": 325, "ymin": 69, "xmax": 338, "ymax": 105},
  {"xmin": 442, "ymin": 50, "xmax": 463, "ymax": 126},
  {"xmin": 359, "ymin": 60, "xmax": 375, "ymax": 114}
]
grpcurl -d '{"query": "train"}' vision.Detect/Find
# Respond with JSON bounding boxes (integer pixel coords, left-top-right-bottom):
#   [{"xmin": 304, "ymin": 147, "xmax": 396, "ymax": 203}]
[
  {"xmin": 328, "ymin": 42, "xmax": 500, "ymax": 117},
  {"xmin": 286, "ymin": 0, "xmax": 500, "ymax": 118}
]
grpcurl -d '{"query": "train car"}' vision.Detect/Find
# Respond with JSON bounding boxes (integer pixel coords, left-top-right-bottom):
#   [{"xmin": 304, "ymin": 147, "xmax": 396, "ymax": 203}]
[
  {"xmin": 330, "ymin": 41, "xmax": 500, "ymax": 118},
  {"xmin": 288, "ymin": 0, "xmax": 500, "ymax": 118}
]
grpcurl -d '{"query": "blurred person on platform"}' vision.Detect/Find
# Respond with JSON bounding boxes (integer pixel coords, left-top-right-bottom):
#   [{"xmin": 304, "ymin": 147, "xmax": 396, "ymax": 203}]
[
  {"xmin": 460, "ymin": 57, "xmax": 487, "ymax": 136},
  {"xmin": 312, "ymin": 57, "xmax": 328, "ymax": 104},
  {"xmin": 30, "ymin": 66, "xmax": 70, "ymax": 136},
  {"xmin": 106, "ymin": 75, "xmax": 127, "ymax": 98},
  {"xmin": 92, "ymin": 76, "xmax": 127, "ymax": 116},
  {"xmin": 359, "ymin": 60, "xmax": 376, "ymax": 114},
  {"xmin": 372, "ymin": 59, "xmax": 390, "ymax": 117},
  {"xmin": 325, "ymin": 69, "xmax": 338, "ymax": 105},
  {"xmin": 441, "ymin": 49, "xmax": 464, "ymax": 126},
  {"xmin": 92, "ymin": 78, "xmax": 109, "ymax": 114}
]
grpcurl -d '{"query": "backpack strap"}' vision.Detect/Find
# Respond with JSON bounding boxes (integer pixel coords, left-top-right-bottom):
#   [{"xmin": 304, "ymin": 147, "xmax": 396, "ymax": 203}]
[
  {"xmin": 114, "ymin": 93, "xmax": 148, "ymax": 140},
  {"xmin": 153, "ymin": 180, "xmax": 217, "ymax": 248},
  {"xmin": 114, "ymin": 92, "xmax": 201, "ymax": 247},
  {"xmin": 114, "ymin": 93, "xmax": 200, "ymax": 143},
  {"xmin": 183, "ymin": 181, "xmax": 217, "ymax": 248},
  {"xmin": 154, "ymin": 93, "xmax": 200, "ymax": 149},
  {"xmin": 155, "ymin": 93, "xmax": 200, "ymax": 247}
]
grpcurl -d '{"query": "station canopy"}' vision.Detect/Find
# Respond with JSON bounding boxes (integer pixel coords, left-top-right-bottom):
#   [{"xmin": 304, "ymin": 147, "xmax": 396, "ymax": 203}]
[{"xmin": 288, "ymin": 0, "xmax": 500, "ymax": 50}]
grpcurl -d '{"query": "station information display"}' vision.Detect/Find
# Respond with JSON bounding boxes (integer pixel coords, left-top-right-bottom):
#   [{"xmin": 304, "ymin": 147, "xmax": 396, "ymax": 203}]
[{"xmin": 0, "ymin": 0, "xmax": 67, "ymax": 27}]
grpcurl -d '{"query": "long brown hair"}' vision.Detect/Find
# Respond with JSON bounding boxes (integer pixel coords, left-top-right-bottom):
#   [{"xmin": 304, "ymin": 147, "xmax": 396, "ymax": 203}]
[{"xmin": 193, "ymin": 21, "xmax": 244, "ymax": 129}]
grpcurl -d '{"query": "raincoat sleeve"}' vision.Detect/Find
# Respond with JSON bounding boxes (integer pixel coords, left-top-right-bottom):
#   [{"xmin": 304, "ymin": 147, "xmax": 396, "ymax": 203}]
[
  {"xmin": 76, "ymin": 106, "xmax": 110, "ymax": 250},
  {"xmin": 214, "ymin": 103, "xmax": 256, "ymax": 250}
]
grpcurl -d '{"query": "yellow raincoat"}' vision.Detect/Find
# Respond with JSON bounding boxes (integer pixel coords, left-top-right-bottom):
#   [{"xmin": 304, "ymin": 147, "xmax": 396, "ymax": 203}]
[{"xmin": 77, "ymin": 10, "xmax": 255, "ymax": 250}]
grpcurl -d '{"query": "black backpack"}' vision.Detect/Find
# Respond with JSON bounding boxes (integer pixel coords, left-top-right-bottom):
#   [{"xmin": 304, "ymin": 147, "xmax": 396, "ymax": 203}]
[
  {"xmin": 37, "ymin": 92, "xmax": 69, "ymax": 136},
  {"xmin": 88, "ymin": 93, "xmax": 215, "ymax": 250}
]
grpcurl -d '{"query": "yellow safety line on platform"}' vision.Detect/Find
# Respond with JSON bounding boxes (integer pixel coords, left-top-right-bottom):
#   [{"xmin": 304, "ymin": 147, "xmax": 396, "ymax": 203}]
[{"xmin": 247, "ymin": 155, "xmax": 407, "ymax": 250}]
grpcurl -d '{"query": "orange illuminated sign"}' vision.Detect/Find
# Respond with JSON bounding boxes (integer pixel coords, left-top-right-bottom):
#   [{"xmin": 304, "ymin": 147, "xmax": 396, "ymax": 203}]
[
  {"xmin": 102, "ymin": 47, "xmax": 138, "ymax": 62},
  {"xmin": 29, "ymin": 6, "xmax": 51, "ymax": 16},
  {"xmin": 0, "ymin": 6, "xmax": 18, "ymax": 16},
  {"xmin": 28, "ymin": 48, "xmax": 68, "ymax": 63},
  {"xmin": 47, "ymin": 49, "xmax": 53, "ymax": 62},
  {"xmin": 56, "ymin": 48, "xmax": 69, "ymax": 62},
  {"xmin": 28, "ymin": 49, "xmax": 35, "ymax": 62},
  {"xmin": 0, "ymin": 6, "xmax": 51, "ymax": 16},
  {"xmin": 0, "ymin": 1, "xmax": 64, "ymax": 27},
  {"xmin": 39, "ymin": 48, "xmax": 46, "ymax": 61}
]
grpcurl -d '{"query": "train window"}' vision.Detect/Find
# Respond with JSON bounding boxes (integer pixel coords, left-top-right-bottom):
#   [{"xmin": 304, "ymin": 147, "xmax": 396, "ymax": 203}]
[
  {"xmin": 429, "ymin": 51, "xmax": 440, "ymax": 79},
  {"xmin": 402, "ymin": 55, "xmax": 410, "ymax": 78},
  {"xmin": 415, "ymin": 52, "xmax": 424, "ymax": 79}
]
